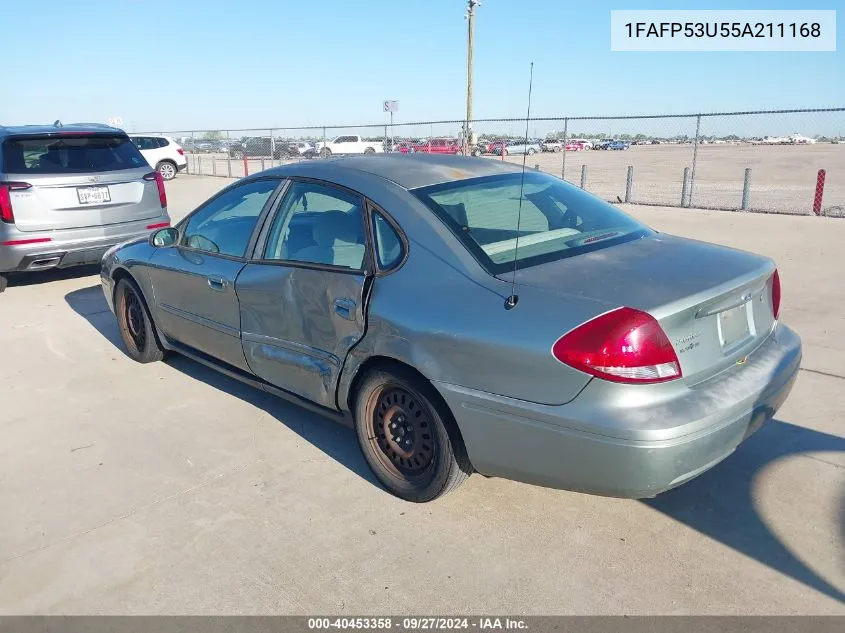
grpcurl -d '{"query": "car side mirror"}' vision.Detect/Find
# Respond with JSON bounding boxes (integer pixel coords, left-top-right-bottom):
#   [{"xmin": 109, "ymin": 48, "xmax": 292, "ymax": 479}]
[{"xmin": 151, "ymin": 227, "xmax": 179, "ymax": 247}]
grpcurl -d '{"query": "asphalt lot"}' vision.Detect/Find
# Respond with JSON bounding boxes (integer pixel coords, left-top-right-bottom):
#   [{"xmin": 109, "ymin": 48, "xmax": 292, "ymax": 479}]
[
  {"xmin": 0, "ymin": 175, "xmax": 843, "ymax": 614},
  {"xmin": 186, "ymin": 143, "xmax": 845, "ymax": 216}
]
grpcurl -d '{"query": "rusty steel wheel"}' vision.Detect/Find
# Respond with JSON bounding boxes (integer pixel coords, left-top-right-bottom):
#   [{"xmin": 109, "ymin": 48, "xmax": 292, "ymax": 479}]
[
  {"xmin": 115, "ymin": 278, "xmax": 165, "ymax": 364},
  {"xmin": 370, "ymin": 386, "xmax": 435, "ymax": 477},
  {"xmin": 354, "ymin": 368, "xmax": 472, "ymax": 502},
  {"xmin": 123, "ymin": 289, "xmax": 147, "ymax": 352}
]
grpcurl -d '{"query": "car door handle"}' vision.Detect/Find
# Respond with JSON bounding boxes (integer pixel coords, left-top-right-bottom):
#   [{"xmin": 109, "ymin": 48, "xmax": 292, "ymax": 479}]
[
  {"xmin": 207, "ymin": 276, "xmax": 227, "ymax": 291},
  {"xmin": 334, "ymin": 297, "xmax": 356, "ymax": 319}
]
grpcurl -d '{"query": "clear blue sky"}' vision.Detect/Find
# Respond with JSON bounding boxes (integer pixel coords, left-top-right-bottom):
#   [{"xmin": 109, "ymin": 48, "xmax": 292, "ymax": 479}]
[{"xmin": 2, "ymin": 0, "xmax": 842, "ymax": 133}]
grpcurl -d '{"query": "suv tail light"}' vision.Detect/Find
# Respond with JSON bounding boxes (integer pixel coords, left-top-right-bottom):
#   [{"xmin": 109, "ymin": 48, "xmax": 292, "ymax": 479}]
[
  {"xmin": 552, "ymin": 307, "xmax": 682, "ymax": 384},
  {"xmin": 0, "ymin": 182, "xmax": 32, "ymax": 223},
  {"xmin": 177, "ymin": 148, "xmax": 184, "ymax": 155},
  {"xmin": 143, "ymin": 171, "xmax": 167, "ymax": 208},
  {"xmin": 771, "ymin": 269, "xmax": 781, "ymax": 320}
]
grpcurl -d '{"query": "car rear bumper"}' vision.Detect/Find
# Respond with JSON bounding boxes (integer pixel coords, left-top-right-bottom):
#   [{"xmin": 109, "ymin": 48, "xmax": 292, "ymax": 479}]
[
  {"xmin": 433, "ymin": 324, "xmax": 801, "ymax": 498},
  {"xmin": 0, "ymin": 215, "xmax": 168, "ymax": 274}
]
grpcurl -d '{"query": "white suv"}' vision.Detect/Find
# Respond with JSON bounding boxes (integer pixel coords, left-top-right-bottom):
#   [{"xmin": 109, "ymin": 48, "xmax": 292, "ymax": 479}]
[{"xmin": 131, "ymin": 136, "xmax": 187, "ymax": 180}]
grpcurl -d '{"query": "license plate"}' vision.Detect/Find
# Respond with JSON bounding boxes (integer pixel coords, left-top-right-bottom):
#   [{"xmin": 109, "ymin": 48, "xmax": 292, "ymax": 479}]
[
  {"xmin": 718, "ymin": 302, "xmax": 751, "ymax": 349},
  {"xmin": 77, "ymin": 186, "xmax": 110, "ymax": 205}
]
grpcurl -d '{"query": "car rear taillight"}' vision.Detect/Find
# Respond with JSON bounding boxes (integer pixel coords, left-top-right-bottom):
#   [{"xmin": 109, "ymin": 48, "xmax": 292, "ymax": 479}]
[
  {"xmin": 177, "ymin": 148, "xmax": 184, "ymax": 155},
  {"xmin": 552, "ymin": 307, "xmax": 682, "ymax": 384},
  {"xmin": 143, "ymin": 171, "xmax": 167, "ymax": 208},
  {"xmin": 0, "ymin": 182, "xmax": 31, "ymax": 223},
  {"xmin": 771, "ymin": 269, "xmax": 781, "ymax": 320}
]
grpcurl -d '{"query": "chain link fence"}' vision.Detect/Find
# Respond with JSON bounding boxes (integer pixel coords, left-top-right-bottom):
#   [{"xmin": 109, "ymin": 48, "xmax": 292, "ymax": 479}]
[{"xmin": 140, "ymin": 107, "xmax": 844, "ymax": 216}]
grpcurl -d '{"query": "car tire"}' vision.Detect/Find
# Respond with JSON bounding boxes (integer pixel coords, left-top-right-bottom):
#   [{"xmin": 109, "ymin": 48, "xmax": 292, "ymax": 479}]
[
  {"xmin": 364, "ymin": 147, "xmax": 375, "ymax": 154},
  {"xmin": 354, "ymin": 367, "xmax": 472, "ymax": 503},
  {"xmin": 553, "ymin": 146, "xmax": 561, "ymax": 152},
  {"xmin": 232, "ymin": 150, "xmax": 244, "ymax": 160},
  {"xmin": 156, "ymin": 161, "xmax": 177, "ymax": 181},
  {"xmin": 115, "ymin": 278, "xmax": 166, "ymax": 364},
  {"xmin": 527, "ymin": 148, "xmax": 536, "ymax": 155},
  {"xmin": 0, "ymin": 274, "xmax": 7, "ymax": 293},
  {"xmin": 471, "ymin": 148, "xmax": 481, "ymax": 157},
  {"xmin": 321, "ymin": 148, "xmax": 332, "ymax": 158}
]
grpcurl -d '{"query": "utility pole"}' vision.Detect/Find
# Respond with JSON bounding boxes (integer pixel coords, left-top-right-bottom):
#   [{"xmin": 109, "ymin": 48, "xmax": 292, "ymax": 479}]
[{"xmin": 464, "ymin": 0, "xmax": 480, "ymax": 155}]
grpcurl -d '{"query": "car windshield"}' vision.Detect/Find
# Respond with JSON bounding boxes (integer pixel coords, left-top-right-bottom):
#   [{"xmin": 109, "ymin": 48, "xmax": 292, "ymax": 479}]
[
  {"xmin": 413, "ymin": 172, "xmax": 651, "ymax": 274},
  {"xmin": 2, "ymin": 133, "xmax": 148, "ymax": 174}
]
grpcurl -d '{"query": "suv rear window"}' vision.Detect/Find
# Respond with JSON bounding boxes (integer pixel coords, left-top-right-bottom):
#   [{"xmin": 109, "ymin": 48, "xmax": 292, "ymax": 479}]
[
  {"xmin": 413, "ymin": 172, "xmax": 651, "ymax": 275},
  {"xmin": 2, "ymin": 134, "xmax": 148, "ymax": 174}
]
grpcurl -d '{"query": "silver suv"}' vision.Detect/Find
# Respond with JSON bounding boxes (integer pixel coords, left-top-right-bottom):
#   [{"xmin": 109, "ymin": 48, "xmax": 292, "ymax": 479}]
[{"xmin": 0, "ymin": 123, "xmax": 171, "ymax": 292}]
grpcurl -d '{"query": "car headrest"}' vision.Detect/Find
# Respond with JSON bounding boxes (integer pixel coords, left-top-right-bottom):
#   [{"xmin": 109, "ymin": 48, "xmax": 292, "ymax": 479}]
[
  {"xmin": 439, "ymin": 202, "xmax": 468, "ymax": 226},
  {"xmin": 40, "ymin": 149, "xmax": 64, "ymax": 169},
  {"xmin": 311, "ymin": 211, "xmax": 360, "ymax": 247}
]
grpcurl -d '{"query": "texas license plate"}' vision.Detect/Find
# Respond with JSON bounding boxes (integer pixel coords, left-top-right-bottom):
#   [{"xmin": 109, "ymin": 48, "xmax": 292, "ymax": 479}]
[
  {"xmin": 718, "ymin": 302, "xmax": 751, "ymax": 349},
  {"xmin": 77, "ymin": 186, "xmax": 110, "ymax": 205}
]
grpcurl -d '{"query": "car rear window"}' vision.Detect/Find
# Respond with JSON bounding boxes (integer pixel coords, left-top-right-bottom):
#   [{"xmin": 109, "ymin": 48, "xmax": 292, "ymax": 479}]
[
  {"xmin": 2, "ymin": 134, "xmax": 148, "ymax": 174},
  {"xmin": 413, "ymin": 172, "xmax": 651, "ymax": 275}
]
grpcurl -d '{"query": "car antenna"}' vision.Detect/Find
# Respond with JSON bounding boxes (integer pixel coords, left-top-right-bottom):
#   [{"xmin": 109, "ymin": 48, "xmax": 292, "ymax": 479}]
[{"xmin": 504, "ymin": 61, "xmax": 533, "ymax": 310}]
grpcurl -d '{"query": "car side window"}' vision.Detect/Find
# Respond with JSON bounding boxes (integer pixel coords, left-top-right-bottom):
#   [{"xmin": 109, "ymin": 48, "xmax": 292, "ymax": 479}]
[
  {"xmin": 155, "ymin": 137, "xmax": 170, "ymax": 148},
  {"xmin": 182, "ymin": 179, "xmax": 279, "ymax": 257},
  {"xmin": 371, "ymin": 212, "xmax": 403, "ymax": 270},
  {"xmin": 133, "ymin": 137, "xmax": 154, "ymax": 151},
  {"xmin": 263, "ymin": 181, "xmax": 366, "ymax": 270}
]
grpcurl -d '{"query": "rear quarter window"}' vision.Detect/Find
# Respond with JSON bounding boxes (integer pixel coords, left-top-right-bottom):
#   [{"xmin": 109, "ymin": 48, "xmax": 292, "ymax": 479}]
[{"xmin": 2, "ymin": 134, "xmax": 148, "ymax": 173}]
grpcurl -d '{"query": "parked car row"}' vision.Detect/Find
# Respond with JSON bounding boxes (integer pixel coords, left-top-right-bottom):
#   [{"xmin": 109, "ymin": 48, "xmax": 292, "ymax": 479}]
[
  {"xmin": 186, "ymin": 139, "xmax": 241, "ymax": 153},
  {"xmin": 493, "ymin": 139, "xmax": 542, "ymax": 156},
  {"xmin": 593, "ymin": 139, "xmax": 631, "ymax": 150},
  {"xmin": 227, "ymin": 137, "xmax": 304, "ymax": 160},
  {"xmin": 459, "ymin": 137, "xmax": 636, "ymax": 155},
  {"xmin": 129, "ymin": 131, "xmax": 637, "ymax": 178},
  {"xmin": 542, "ymin": 139, "xmax": 595, "ymax": 152},
  {"xmin": 394, "ymin": 138, "xmax": 462, "ymax": 155},
  {"xmin": 181, "ymin": 135, "xmax": 391, "ymax": 160}
]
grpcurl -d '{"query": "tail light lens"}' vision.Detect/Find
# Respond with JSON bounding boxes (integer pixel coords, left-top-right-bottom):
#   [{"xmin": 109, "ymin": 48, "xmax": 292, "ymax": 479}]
[
  {"xmin": 143, "ymin": 171, "xmax": 167, "ymax": 208},
  {"xmin": 177, "ymin": 148, "xmax": 184, "ymax": 155},
  {"xmin": 771, "ymin": 269, "xmax": 781, "ymax": 320},
  {"xmin": 0, "ymin": 182, "xmax": 32, "ymax": 223},
  {"xmin": 552, "ymin": 307, "xmax": 682, "ymax": 384}
]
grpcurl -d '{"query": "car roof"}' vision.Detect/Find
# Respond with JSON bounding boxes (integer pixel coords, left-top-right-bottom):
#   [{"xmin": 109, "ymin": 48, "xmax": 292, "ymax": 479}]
[
  {"xmin": 0, "ymin": 123, "xmax": 125, "ymax": 138},
  {"xmin": 259, "ymin": 154, "xmax": 524, "ymax": 190}
]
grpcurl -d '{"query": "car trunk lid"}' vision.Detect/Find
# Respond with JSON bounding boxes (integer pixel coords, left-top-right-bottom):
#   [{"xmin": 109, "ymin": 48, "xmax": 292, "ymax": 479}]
[{"xmin": 499, "ymin": 233, "xmax": 777, "ymax": 385}]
